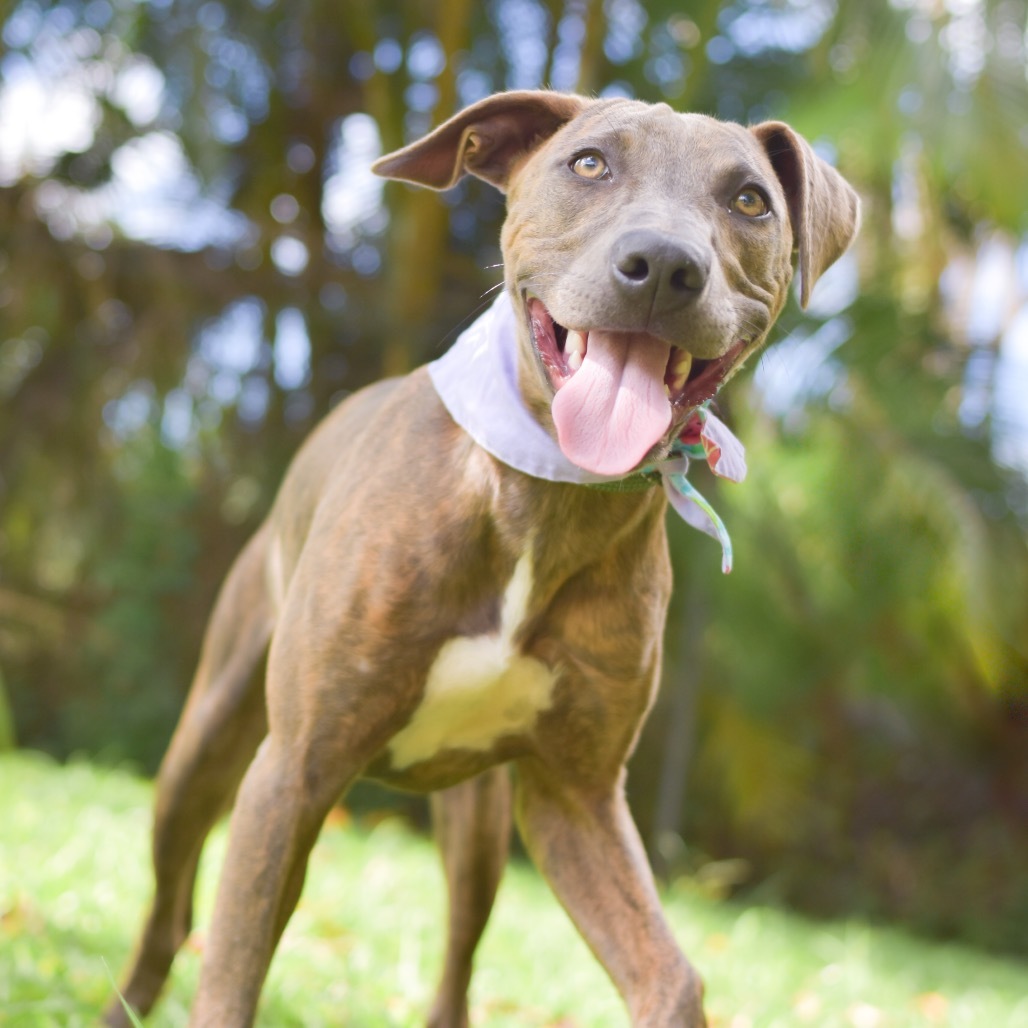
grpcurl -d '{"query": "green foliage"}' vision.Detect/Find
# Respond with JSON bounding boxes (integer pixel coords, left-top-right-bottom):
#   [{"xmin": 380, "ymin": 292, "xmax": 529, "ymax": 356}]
[
  {"xmin": 0, "ymin": 666, "xmax": 14, "ymax": 751},
  {"xmin": 1, "ymin": 0, "xmax": 1027, "ymax": 957},
  {"xmin": 75, "ymin": 430, "xmax": 201, "ymax": 765},
  {"xmin": 648, "ymin": 342, "xmax": 1028, "ymax": 946},
  {"xmin": 3, "ymin": 752, "xmax": 1028, "ymax": 1027}
]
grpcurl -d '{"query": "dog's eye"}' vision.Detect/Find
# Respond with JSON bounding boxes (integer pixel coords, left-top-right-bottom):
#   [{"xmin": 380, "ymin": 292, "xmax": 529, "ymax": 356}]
[
  {"xmin": 570, "ymin": 152, "xmax": 609, "ymax": 180},
  {"xmin": 732, "ymin": 189, "xmax": 769, "ymax": 217}
]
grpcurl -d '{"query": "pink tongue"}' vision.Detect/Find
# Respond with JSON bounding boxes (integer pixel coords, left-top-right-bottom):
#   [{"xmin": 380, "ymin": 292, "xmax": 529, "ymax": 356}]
[{"xmin": 552, "ymin": 330, "xmax": 673, "ymax": 476}]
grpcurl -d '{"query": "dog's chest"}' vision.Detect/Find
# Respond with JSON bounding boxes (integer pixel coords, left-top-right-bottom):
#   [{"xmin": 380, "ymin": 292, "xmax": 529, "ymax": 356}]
[{"xmin": 388, "ymin": 548, "xmax": 557, "ymax": 770}]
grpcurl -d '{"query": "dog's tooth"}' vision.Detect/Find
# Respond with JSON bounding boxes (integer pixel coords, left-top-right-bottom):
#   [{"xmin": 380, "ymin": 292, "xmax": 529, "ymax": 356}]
[
  {"xmin": 568, "ymin": 349, "xmax": 584, "ymax": 372},
  {"xmin": 664, "ymin": 384, "xmax": 672, "ymax": 398},
  {"xmin": 670, "ymin": 373, "xmax": 688, "ymax": 392},
  {"xmin": 673, "ymin": 351, "xmax": 693, "ymax": 377},
  {"xmin": 566, "ymin": 330, "xmax": 586, "ymax": 358}
]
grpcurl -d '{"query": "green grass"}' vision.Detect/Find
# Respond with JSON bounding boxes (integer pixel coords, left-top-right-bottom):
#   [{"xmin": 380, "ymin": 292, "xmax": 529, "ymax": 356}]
[{"xmin": 1, "ymin": 751, "xmax": 1026, "ymax": 1027}]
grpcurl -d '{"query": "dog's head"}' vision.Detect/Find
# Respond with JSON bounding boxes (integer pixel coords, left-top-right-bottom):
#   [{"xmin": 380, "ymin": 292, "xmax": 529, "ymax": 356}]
[{"xmin": 374, "ymin": 90, "xmax": 859, "ymax": 477}]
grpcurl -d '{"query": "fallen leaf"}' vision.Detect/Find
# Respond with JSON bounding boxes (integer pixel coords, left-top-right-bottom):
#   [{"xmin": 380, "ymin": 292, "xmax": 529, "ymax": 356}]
[
  {"xmin": 847, "ymin": 1001, "xmax": 884, "ymax": 1028},
  {"xmin": 915, "ymin": 992, "xmax": 949, "ymax": 1022},
  {"xmin": 793, "ymin": 990, "xmax": 822, "ymax": 1021},
  {"xmin": 324, "ymin": 806, "xmax": 351, "ymax": 829}
]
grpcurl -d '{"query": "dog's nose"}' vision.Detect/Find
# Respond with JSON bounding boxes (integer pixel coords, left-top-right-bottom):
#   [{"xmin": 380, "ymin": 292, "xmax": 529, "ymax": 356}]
[{"xmin": 610, "ymin": 230, "xmax": 710, "ymax": 311}]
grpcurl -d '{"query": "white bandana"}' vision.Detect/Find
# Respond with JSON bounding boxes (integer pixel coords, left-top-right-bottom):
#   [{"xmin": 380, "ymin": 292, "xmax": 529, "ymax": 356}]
[{"xmin": 428, "ymin": 292, "xmax": 747, "ymax": 572}]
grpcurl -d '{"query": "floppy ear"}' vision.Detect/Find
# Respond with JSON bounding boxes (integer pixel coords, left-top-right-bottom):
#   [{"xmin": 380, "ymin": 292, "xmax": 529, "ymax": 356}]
[
  {"xmin": 751, "ymin": 122, "xmax": 861, "ymax": 308},
  {"xmin": 371, "ymin": 90, "xmax": 588, "ymax": 193}
]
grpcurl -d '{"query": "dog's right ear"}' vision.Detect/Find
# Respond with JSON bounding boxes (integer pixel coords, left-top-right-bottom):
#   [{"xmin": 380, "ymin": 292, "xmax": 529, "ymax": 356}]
[{"xmin": 371, "ymin": 90, "xmax": 587, "ymax": 193}]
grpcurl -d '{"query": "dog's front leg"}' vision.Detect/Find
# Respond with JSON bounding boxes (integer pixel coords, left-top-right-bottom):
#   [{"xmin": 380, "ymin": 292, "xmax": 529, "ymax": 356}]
[
  {"xmin": 514, "ymin": 759, "xmax": 706, "ymax": 1028},
  {"xmin": 189, "ymin": 659, "xmax": 403, "ymax": 1026}
]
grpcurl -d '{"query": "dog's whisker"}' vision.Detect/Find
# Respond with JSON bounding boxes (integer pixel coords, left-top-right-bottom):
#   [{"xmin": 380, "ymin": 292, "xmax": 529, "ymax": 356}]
[
  {"xmin": 480, "ymin": 280, "xmax": 505, "ymax": 298},
  {"xmin": 435, "ymin": 294, "xmax": 503, "ymax": 352}
]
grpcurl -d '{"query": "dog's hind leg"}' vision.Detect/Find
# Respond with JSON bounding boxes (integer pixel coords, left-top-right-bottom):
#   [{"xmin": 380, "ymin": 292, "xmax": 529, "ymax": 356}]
[
  {"xmin": 105, "ymin": 525, "xmax": 275, "ymax": 1027},
  {"xmin": 427, "ymin": 767, "xmax": 512, "ymax": 1028}
]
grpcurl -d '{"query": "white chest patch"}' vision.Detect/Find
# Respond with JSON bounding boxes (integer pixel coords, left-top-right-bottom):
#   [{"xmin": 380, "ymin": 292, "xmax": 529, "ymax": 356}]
[
  {"xmin": 266, "ymin": 533, "xmax": 287, "ymax": 614},
  {"xmin": 388, "ymin": 548, "xmax": 557, "ymax": 770}
]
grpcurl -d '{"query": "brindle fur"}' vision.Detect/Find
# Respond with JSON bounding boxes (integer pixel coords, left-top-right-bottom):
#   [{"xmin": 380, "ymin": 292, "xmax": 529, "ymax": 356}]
[{"xmin": 108, "ymin": 91, "xmax": 858, "ymax": 1027}]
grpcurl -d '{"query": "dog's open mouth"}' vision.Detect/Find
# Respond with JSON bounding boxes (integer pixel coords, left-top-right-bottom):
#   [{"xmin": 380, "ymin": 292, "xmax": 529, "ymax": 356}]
[{"xmin": 527, "ymin": 296, "xmax": 746, "ymax": 476}]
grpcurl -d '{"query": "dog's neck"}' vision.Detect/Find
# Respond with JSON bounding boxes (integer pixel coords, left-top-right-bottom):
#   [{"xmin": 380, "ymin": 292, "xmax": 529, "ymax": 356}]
[
  {"xmin": 429, "ymin": 293, "xmax": 621, "ymax": 486},
  {"xmin": 428, "ymin": 292, "xmax": 747, "ymax": 573}
]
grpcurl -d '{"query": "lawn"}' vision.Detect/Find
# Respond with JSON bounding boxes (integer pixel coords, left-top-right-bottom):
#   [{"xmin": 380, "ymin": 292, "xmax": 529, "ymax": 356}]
[{"xmin": 1, "ymin": 751, "xmax": 1026, "ymax": 1027}]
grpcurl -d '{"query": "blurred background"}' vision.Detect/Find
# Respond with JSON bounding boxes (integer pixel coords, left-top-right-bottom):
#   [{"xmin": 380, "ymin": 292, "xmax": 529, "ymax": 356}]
[{"xmin": 0, "ymin": 0, "xmax": 1026, "ymax": 959}]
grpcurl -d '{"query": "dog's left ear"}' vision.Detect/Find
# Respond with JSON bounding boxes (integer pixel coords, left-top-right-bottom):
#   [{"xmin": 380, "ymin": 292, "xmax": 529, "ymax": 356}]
[
  {"xmin": 372, "ymin": 90, "xmax": 588, "ymax": 193},
  {"xmin": 751, "ymin": 122, "xmax": 861, "ymax": 308}
]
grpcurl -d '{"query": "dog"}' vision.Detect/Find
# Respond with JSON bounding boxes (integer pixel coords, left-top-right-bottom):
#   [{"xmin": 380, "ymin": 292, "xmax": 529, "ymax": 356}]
[{"xmin": 107, "ymin": 90, "xmax": 859, "ymax": 1027}]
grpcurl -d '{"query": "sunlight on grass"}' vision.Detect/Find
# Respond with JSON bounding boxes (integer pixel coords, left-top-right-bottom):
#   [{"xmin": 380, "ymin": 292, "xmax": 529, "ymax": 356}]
[{"xmin": 1, "ymin": 752, "xmax": 1026, "ymax": 1027}]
